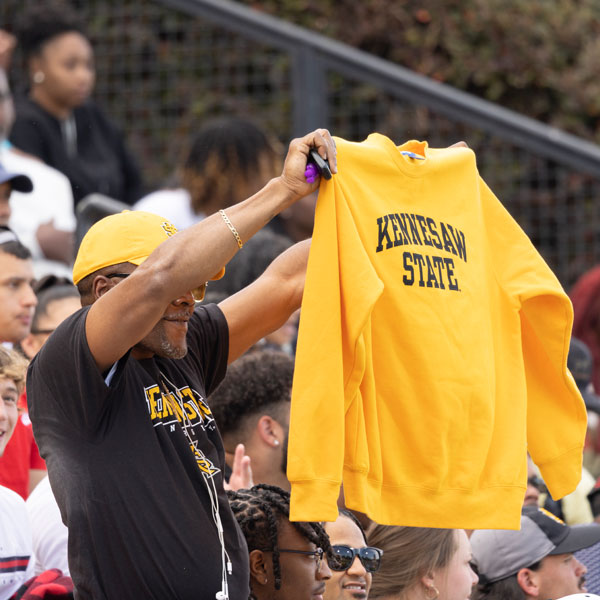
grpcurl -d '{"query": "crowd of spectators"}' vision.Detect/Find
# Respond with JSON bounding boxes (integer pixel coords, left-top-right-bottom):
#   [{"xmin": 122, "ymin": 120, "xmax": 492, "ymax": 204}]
[{"xmin": 2, "ymin": 3, "xmax": 600, "ymax": 600}]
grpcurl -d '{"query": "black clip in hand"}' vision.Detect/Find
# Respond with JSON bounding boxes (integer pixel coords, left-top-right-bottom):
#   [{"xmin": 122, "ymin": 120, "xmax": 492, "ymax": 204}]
[{"xmin": 305, "ymin": 148, "xmax": 332, "ymax": 183}]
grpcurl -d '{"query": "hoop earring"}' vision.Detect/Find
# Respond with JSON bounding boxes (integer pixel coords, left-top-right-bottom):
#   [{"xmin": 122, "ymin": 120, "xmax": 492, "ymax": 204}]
[
  {"xmin": 33, "ymin": 71, "xmax": 45, "ymax": 84},
  {"xmin": 424, "ymin": 585, "xmax": 439, "ymax": 600}
]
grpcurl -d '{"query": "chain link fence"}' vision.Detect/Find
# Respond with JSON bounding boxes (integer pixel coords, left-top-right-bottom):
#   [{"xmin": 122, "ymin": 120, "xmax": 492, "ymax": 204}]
[{"xmin": 2, "ymin": 0, "xmax": 600, "ymax": 287}]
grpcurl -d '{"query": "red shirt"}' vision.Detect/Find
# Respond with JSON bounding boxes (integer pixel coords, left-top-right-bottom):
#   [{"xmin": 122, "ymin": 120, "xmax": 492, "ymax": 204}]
[{"xmin": 0, "ymin": 392, "xmax": 46, "ymax": 499}]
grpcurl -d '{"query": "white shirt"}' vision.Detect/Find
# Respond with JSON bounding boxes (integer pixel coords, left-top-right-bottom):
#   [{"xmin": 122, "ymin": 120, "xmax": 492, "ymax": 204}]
[
  {"xmin": 134, "ymin": 188, "xmax": 204, "ymax": 230},
  {"xmin": 1, "ymin": 145, "xmax": 75, "ymax": 279},
  {"xmin": 26, "ymin": 475, "xmax": 69, "ymax": 576},
  {"xmin": 0, "ymin": 485, "xmax": 34, "ymax": 599}
]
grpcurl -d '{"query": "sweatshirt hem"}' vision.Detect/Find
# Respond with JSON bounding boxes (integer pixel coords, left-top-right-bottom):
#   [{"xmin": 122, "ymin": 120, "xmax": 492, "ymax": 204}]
[{"xmin": 343, "ymin": 468, "xmax": 524, "ymax": 529}]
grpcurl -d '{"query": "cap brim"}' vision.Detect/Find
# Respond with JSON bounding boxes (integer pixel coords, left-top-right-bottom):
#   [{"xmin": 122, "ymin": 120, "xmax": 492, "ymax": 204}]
[
  {"xmin": 0, "ymin": 173, "xmax": 33, "ymax": 193},
  {"xmin": 550, "ymin": 523, "xmax": 600, "ymax": 555}
]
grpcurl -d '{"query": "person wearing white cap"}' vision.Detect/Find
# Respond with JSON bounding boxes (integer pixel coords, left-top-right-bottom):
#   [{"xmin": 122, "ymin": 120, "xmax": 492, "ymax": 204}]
[
  {"xmin": 471, "ymin": 506, "xmax": 600, "ymax": 599},
  {"xmin": 0, "ymin": 162, "xmax": 33, "ymax": 226}
]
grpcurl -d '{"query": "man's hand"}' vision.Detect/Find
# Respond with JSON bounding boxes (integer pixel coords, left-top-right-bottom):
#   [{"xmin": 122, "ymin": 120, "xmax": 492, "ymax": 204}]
[
  {"xmin": 223, "ymin": 443, "xmax": 254, "ymax": 491},
  {"xmin": 280, "ymin": 129, "xmax": 337, "ymax": 202}
]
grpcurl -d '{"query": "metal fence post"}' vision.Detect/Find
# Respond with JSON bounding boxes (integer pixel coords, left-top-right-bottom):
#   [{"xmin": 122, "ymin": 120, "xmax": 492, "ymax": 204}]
[{"xmin": 291, "ymin": 46, "xmax": 328, "ymax": 137}]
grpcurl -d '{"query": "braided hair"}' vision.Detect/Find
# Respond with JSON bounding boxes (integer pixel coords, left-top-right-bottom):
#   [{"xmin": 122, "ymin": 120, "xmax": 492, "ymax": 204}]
[{"xmin": 227, "ymin": 484, "xmax": 331, "ymax": 596}]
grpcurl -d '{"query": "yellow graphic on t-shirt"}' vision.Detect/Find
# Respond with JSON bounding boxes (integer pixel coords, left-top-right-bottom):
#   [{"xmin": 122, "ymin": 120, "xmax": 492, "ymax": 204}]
[
  {"xmin": 143, "ymin": 384, "xmax": 215, "ymax": 431},
  {"xmin": 191, "ymin": 445, "xmax": 220, "ymax": 476},
  {"xmin": 143, "ymin": 383, "xmax": 220, "ymax": 477}
]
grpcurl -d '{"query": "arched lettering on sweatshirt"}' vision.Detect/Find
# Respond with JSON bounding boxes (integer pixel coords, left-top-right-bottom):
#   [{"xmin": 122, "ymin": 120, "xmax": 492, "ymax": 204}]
[
  {"xmin": 376, "ymin": 213, "xmax": 466, "ymax": 262},
  {"xmin": 376, "ymin": 213, "xmax": 465, "ymax": 293}
]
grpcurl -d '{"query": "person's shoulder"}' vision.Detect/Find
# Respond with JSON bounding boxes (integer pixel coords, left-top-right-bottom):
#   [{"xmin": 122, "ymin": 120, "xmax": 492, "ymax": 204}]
[
  {"xmin": 186, "ymin": 303, "xmax": 229, "ymax": 356},
  {"xmin": 75, "ymin": 100, "xmax": 112, "ymax": 126},
  {"xmin": 52, "ymin": 306, "xmax": 88, "ymax": 337},
  {"xmin": 12, "ymin": 96, "xmax": 46, "ymax": 120},
  {"xmin": 25, "ymin": 475, "xmax": 50, "ymax": 508},
  {"xmin": 0, "ymin": 483, "xmax": 26, "ymax": 511},
  {"xmin": 190, "ymin": 303, "xmax": 227, "ymax": 329},
  {"xmin": 30, "ymin": 307, "xmax": 88, "ymax": 371},
  {"xmin": 2, "ymin": 147, "xmax": 71, "ymax": 188}
]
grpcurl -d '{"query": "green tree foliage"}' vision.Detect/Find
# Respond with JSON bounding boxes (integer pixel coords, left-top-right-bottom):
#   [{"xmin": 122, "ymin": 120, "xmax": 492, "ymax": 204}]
[{"xmin": 239, "ymin": 0, "xmax": 600, "ymax": 141}]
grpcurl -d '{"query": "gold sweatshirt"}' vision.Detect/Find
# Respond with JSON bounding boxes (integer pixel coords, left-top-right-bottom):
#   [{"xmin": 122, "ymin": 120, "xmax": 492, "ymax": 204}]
[{"xmin": 288, "ymin": 134, "xmax": 586, "ymax": 529}]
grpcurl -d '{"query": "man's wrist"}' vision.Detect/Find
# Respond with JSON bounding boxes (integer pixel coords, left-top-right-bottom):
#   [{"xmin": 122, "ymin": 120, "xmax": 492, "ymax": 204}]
[{"xmin": 268, "ymin": 175, "xmax": 302, "ymax": 210}]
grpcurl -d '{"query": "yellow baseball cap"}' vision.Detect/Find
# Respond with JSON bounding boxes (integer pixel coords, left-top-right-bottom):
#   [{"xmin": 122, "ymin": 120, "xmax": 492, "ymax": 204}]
[{"xmin": 73, "ymin": 210, "xmax": 225, "ymax": 284}]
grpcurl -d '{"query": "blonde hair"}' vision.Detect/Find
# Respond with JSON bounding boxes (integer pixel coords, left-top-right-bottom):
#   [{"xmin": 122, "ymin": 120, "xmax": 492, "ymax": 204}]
[
  {"xmin": 367, "ymin": 525, "xmax": 457, "ymax": 599},
  {"xmin": 0, "ymin": 346, "xmax": 29, "ymax": 393}
]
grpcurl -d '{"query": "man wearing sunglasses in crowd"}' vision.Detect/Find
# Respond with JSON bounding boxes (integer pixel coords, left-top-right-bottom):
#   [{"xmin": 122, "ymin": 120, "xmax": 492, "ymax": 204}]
[
  {"xmin": 324, "ymin": 510, "xmax": 382, "ymax": 600},
  {"xmin": 26, "ymin": 130, "xmax": 337, "ymax": 600}
]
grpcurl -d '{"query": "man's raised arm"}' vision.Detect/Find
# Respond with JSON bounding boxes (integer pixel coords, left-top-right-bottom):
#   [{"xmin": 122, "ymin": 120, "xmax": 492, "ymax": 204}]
[
  {"xmin": 220, "ymin": 238, "xmax": 310, "ymax": 363},
  {"xmin": 82, "ymin": 129, "xmax": 336, "ymax": 372}
]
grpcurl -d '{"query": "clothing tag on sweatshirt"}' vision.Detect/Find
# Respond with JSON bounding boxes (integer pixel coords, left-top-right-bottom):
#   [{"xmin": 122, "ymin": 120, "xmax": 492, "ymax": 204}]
[{"xmin": 400, "ymin": 150, "xmax": 426, "ymax": 160}]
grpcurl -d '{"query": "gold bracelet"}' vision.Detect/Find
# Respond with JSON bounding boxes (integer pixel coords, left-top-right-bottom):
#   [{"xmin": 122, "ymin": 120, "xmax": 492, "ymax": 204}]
[{"xmin": 219, "ymin": 209, "xmax": 243, "ymax": 249}]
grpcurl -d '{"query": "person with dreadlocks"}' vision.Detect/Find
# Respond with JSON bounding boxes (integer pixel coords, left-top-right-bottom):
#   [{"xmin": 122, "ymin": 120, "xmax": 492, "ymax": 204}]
[
  {"xmin": 228, "ymin": 484, "xmax": 332, "ymax": 600},
  {"xmin": 134, "ymin": 116, "xmax": 281, "ymax": 230}
]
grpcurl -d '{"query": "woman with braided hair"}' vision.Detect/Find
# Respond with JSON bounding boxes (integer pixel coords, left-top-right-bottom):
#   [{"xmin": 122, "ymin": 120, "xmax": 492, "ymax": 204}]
[{"xmin": 228, "ymin": 484, "xmax": 332, "ymax": 599}]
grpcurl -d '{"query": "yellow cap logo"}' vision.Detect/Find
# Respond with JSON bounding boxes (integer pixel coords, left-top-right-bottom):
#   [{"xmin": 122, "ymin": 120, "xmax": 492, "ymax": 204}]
[
  {"xmin": 539, "ymin": 507, "xmax": 565, "ymax": 525},
  {"xmin": 162, "ymin": 222, "xmax": 178, "ymax": 237}
]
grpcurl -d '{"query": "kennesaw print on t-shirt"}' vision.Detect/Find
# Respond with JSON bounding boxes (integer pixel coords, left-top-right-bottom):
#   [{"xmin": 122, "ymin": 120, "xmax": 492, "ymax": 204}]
[
  {"xmin": 376, "ymin": 211, "xmax": 467, "ymax": 292},
  {"xmin": 143, "ymin": 383, "xmax": 220, "ymax": 477}
]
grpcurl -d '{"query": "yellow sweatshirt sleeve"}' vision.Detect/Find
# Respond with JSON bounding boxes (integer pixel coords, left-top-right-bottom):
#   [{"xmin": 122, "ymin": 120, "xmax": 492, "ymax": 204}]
[
  {"xmin": 480, "ymin": 178, "xmax": 587, "ymax": 499},
  {"xmin": 288, "ymin": 161, "xmax": 383, "ymax": 522},
  {"xmin": 521, "ymin": 295, "xmax": 586, "ymax": 499}
]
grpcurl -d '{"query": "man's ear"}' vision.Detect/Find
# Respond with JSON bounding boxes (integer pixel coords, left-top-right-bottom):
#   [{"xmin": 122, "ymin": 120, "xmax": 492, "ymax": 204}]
[
  {"xmin": 257, "ymin": 415, "xmax": 284, "ymax": 449},
  {"xmin": 92, "ymin": 275, "xmax": 114, "ymax": 300},
  {"xmin": 516, "ymin": 568, "xmax": 540, "ymax": 597},
  {"xmin": 249, "ymin": 548, "xmax": 270, "ymax": 587}
]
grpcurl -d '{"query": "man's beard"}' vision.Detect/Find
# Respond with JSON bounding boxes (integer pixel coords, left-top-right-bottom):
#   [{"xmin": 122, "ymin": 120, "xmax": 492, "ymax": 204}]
[
  {"xmin": 158, "ymin": 336, "xmax": 188, "ymax": 359},
  {"xmin": 136, "ymin": 324, "xmax": 188, "ymax": 359}
]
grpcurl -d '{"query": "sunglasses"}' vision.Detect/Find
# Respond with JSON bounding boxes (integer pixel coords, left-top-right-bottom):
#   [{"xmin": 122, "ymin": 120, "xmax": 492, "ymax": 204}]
[
  {"xmin": 327, "ymin": 545, "xmax": 383, "ymax": 573},
  {"xmin": 106, "ymin": 273, "xmax": 207, "ymax": 302}
]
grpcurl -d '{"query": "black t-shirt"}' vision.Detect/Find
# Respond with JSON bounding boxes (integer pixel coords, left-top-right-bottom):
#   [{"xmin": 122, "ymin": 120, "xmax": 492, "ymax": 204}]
[
  {"xmin": 27, "ymin": 304, "xmax": 249, "ymax": 600},
  {"xmin": 10, "ymin": 97, "xmax": 143, "ymax": 205}
]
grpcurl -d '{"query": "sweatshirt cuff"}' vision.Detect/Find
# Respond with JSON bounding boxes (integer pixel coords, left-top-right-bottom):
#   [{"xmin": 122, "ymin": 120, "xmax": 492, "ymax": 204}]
[
  {"xmin": 539, "ymin": 445, "xmax": 584, "ymax": 500},
  {"xmin": 289, "ymin": 479, "xmax": 341, "ymax": 522}
]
